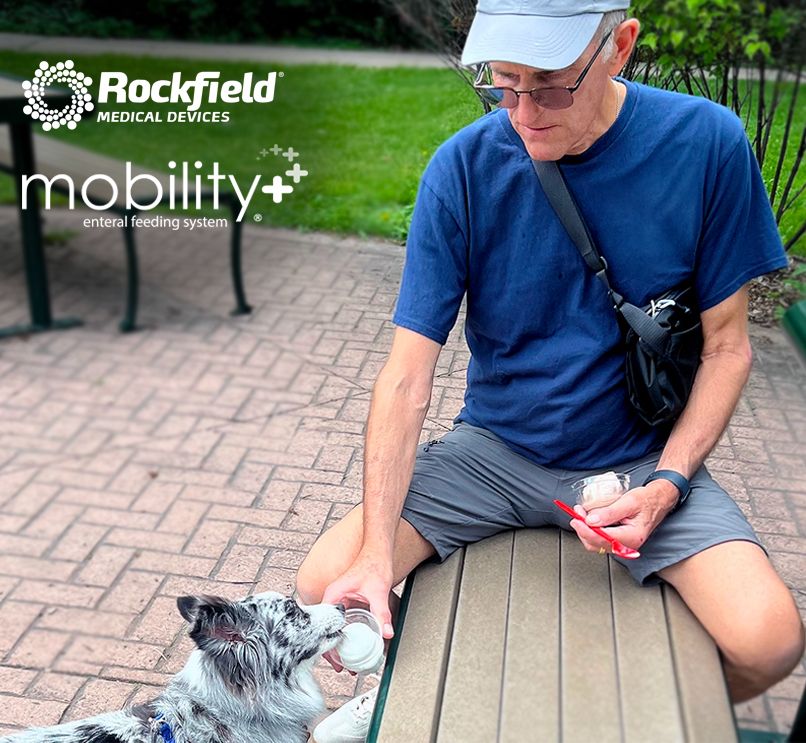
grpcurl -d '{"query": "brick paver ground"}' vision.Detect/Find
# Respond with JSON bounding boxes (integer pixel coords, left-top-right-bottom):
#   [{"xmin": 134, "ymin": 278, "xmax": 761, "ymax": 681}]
[{"xmin": 0, "ymin": 205, "xmax": 803, "ymax": 737}]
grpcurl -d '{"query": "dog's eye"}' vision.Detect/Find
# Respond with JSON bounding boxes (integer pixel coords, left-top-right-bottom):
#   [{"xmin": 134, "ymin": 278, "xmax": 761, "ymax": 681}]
[{"xmin": 282, "ymin": 599, "xmax": 311, "ymax": 625}]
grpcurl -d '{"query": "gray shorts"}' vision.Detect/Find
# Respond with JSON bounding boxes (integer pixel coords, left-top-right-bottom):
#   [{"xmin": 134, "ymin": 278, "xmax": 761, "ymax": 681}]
[{"xmin": 400, "ymin": 422, "xmax": 764, "ymax": 586}]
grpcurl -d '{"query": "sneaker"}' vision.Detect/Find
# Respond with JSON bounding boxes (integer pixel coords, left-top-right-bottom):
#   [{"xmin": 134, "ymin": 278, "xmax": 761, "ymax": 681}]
[{"xmin": 312, "ymin": 686, "xmax": 379, "ymax": 743}]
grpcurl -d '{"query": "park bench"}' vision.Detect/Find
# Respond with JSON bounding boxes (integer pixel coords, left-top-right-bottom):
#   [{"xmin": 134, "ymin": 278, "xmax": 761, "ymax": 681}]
[
  {"xmin": 367, "ymin": 528, "xmax": 743, "ymax": 742},
  {"xmin": 0, "ymin": 124, "xmax": 251, "ymax": 332},
  {"xmin": 783, "ymin": 300, "xmax": 806, "ymax": 366}
]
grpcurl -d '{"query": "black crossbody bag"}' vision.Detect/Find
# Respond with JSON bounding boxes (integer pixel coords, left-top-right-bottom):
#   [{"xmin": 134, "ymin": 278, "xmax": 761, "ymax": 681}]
[{"xmin": 532, "ymin": 160, "xmax": 703, "ymax": 427}]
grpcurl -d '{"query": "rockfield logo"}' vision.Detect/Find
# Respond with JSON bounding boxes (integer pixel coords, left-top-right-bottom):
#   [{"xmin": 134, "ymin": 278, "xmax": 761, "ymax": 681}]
[
  {"xmin": 22, "ymin": 58, "xmax": 281, "ymax": 128},
  {"xmin": 99, "ymin": 70, "xmax": 279, "ymax": 110},
  {"xmin": 23, "ymin": 59, "xmax": 94, "ymax": 131}
]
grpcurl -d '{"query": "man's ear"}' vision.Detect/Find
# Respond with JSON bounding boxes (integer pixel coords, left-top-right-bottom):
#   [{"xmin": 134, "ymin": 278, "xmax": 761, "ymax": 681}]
[{"xmin": 608, "ymin": 18, "xmax": 641, "ymax": 76}]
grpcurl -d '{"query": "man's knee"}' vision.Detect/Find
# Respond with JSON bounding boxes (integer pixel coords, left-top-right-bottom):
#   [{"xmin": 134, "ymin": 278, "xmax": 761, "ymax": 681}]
[
  {"xmin": 295, "ymin": 553, "xmax": 325, "ymax": 606},
  {"xmin": 294, "ymin": 505, "xmax": 365, "ymax": 605},
  {"xmin": 296, "ymin": 543, "xmax": 347, "ymax": 605},
  {"xmin": 294, "ymin": 507, "xmax": 435, "ymax": 606},
  {"xmin": 722, "ymin": 597, "xmax": 804, "ymax": 688}
]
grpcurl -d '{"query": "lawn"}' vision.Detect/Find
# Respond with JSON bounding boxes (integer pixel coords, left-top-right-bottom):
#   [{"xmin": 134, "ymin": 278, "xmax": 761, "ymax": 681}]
[
  {"xmin": 0, "ymin": 51, "xmax": 803, "ymax": 256},
  {"xmin": 0, "ymin": 52, "xmax": 481, "ymax": 238}
]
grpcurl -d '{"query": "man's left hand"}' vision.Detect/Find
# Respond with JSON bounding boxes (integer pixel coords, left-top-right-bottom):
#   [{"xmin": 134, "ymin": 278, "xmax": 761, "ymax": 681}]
[{"xmin": 569, "ymin": 480, "xmax": 679, "ymax": 553}]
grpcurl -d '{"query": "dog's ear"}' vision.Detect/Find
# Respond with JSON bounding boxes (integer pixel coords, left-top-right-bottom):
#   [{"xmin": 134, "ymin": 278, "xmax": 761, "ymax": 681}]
[
  {"xmin": 179, "ymin": 595, "xmax": 259, "ymax": 694},
  {"xmin": 177, "ymin": 595, "xmax": 202, "ymax": 623},
  {"xmin": 179, "ymin": 595, "xmax": 251, "ymax": 649}
]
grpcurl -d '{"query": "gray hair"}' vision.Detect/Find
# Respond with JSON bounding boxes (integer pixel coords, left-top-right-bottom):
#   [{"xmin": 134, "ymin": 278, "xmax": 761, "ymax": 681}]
[{"xmin": 599, "ymin": 9, "xmax": 628, "ymax": 58}]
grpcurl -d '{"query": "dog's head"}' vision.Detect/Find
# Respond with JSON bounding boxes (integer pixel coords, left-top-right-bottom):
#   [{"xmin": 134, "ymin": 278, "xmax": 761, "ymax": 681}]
[{"xmin": 177, "ymin": 592, "xmax": 346, "ymax": 693}]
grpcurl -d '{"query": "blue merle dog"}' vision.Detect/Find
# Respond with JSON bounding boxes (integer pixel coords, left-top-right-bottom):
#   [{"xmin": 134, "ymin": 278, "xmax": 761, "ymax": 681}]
[{"xmin": 1, "ymin": 592, "xmax": 347, "ymax": 743}]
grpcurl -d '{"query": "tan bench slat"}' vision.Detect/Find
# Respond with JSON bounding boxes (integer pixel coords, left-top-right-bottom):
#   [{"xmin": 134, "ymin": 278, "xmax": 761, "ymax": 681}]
[
  {"xmin": 664, "ymin": 585, "xmax": 738, "ymax": 743},
  {"xmin": 377, "ymin": 528, "xmax": 738, "ymax": 742},
  {"xmin": 437, "ymin": 531, "xmax": 513, "ymax": 743},
  {"xmin": 0, "ymin": 125, "xmax": 213, "ymax": 208},
  {"xmin": 499, "ymin": 528, "xmax": 560, "ymax": 742},
  {"xmin": 560, "ymin": 530, "xmax": 622, "ymax": 742},
  {"xmin": 609, "ymin": 559, "xmax": 686, "ymax": 742},
  {"xmin": 376, "ymin": 550, "xmax": 463, "ymax": 742}
]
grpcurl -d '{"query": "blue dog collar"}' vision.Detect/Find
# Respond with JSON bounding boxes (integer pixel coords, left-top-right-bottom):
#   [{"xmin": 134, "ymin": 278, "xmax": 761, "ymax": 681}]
[{"xmin": 154, "ymin": 713, "xmax": 176, "ymax": 743}]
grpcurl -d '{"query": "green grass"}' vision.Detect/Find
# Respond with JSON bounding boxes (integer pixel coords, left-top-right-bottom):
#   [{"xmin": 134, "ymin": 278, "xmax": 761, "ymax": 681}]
[
  {"xmin": 0, "ymin": 52, "xmax": 803, "ymax": 256},
  {"xmin": 0, "ymin": 52, "xmax": 480, "ymax": 238}
]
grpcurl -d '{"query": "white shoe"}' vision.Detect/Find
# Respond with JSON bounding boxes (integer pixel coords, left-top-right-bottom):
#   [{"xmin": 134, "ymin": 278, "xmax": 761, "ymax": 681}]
[{"xmin": 313, "ymin": 686, "xmax": 378, "ymax": 743}]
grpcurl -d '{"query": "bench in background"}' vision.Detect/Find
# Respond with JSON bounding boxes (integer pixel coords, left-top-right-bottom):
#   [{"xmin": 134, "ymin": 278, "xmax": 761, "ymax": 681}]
[{"xmin": 0, "ymin": 125, "xmax": 251, "ymax": 332}]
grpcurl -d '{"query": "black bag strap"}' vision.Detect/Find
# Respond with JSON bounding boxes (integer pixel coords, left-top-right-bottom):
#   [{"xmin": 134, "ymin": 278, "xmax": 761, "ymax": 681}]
[{"xmin": 531, "ymin": 159, "xmax": 670, "ymax": 355}]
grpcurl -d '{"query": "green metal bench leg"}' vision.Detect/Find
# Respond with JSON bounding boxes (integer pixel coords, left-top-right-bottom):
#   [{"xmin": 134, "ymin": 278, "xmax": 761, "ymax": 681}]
[
  {"xmin": 738, "ymin": 678, "xmax": 805, "ymax": 742},
  {"xmin": 119, "ymin": 214, "xmax": 138, "ymax": 333},
  {"xmin": 0, "ymin": 124, "xmax": 82, "ymax": 338},
  {"xmin": 227, "ymin": 196, "xmax": 252, "ymax": 316},
  {"xmin": 787, "ymin": 685, "xmax": 806, "ymax": 742}
]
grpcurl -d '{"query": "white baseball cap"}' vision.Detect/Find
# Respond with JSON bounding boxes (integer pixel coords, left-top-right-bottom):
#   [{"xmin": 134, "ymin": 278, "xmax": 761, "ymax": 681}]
[{"xmin": 461, "ymin": 0, "xmax": 630, "ymax": 70}]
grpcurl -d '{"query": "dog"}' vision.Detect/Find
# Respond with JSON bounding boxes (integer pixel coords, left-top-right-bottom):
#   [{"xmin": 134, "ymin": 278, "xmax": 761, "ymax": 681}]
[{"xmin": 0, "ymin": 592, "xmax": 347, "ymax": 743}]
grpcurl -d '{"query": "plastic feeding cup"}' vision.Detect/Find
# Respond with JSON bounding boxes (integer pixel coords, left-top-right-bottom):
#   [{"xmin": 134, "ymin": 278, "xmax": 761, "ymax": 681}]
[
  {"xmin": 334, "ymin": 608, "xmax": 385, "ymax": 674},
  {"xmin": 571, "ymin": 471, "xmax": 631, "ymax": 511}
]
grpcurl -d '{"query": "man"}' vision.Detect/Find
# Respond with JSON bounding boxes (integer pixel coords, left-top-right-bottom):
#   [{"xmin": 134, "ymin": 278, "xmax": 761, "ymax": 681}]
[{"xmin": 301, "ymin": 2, "xmax": 805, "ymax": 740}]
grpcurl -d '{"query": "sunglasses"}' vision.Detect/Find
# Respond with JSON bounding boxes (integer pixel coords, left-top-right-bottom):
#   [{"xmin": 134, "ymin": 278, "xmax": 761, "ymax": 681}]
[{"xmin": 472, "ymin": 29, "xmax": 613, "ymax": 111}]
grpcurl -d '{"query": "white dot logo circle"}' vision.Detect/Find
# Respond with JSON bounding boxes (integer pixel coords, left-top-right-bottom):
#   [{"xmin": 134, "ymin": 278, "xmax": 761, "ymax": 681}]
[{"xmin": 22, "ymin": 59, "xmax": 92, "ymax": 132}]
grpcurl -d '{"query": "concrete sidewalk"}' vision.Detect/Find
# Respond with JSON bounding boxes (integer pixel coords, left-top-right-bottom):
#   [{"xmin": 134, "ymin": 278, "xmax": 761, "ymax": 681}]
[
  {"xmin": 0, "ymin": 206, "xmax": 803, "ymax": 736},
  {"xmin": 0, "ymin": 32, "xmax": 448, "ymax": 68}
]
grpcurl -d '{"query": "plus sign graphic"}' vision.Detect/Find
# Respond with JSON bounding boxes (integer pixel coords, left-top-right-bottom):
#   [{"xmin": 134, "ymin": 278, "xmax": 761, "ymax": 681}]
[
  {"xmin": 259, "ymin": 148, "xmax": 269, "ymax": 158},
  {"xmin": 261, "ymin": 175, "xmax": 294, "ymax": 204},
  {"xmin": 270, "ymin": 144, "xmax": 282, "ymax": 155},
  {"xmin": 282, "ymin": 147, "xmax": 299, "ymax": 162},
  {"xmin": 285, "ymin": 163, "xmax": 308, "ymax": 183}
]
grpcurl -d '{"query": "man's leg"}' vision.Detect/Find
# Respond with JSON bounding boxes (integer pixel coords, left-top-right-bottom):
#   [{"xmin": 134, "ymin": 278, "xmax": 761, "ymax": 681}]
[
  {"xmin": 658, "ymin": 540, "xmax": 805, "ymax": 703},
  {"xmin": 297, "ymin": 420, "xmax": 555, "ymax": 618},
  {"xmin": 295, "ymin": 503, "xmax": 436, "ymax": 619},
  {"xmin": 296, "ymin": 421, "xmax": 540, "ymax": 612}
]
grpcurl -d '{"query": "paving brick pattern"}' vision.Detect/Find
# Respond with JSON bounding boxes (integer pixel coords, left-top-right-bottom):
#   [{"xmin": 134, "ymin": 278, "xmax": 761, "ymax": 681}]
[{"xmin": 0, "ymin": 207, "xmax": 803, "ymax": 736}]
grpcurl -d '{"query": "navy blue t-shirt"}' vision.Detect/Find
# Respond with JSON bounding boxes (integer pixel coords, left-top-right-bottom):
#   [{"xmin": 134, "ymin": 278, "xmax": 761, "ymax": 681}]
[{"xmin": 393, "ymin": 79, "xmax": 788, "ymax": 470}]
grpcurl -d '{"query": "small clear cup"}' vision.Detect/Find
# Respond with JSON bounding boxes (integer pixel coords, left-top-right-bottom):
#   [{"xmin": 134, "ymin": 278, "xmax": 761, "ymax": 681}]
[
  {"xmin": 571, "ymin": 471, "xmax": 631, "ymax": 511},
  {"xmin": 333, "ymin": 608, "xmax": 384, "ymax": 674}
]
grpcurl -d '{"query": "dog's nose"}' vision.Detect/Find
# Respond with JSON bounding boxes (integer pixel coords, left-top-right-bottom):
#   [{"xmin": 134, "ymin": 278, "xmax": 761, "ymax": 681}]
[{"xmin": 335, "ymin": 603, "xmax": 346, "ymax": 614}]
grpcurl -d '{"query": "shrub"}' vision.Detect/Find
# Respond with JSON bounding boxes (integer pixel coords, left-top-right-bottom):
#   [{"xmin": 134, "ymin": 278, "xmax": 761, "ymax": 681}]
[
  {"xmin": 387, "ymin": 0, "xmax": 805, "ymax": 252},
  {"xmin": 0, "ymin": 0, "xmax": 421, "ymax": 47}
]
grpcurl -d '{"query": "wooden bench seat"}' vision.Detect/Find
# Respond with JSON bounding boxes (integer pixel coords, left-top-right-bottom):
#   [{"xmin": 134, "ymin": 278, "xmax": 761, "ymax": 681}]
[
  {"xmin": 0, "ymin": 125, "xmax": 251, "ymax": 331},
  {"xmin": 368, "ymin": 529, "xmax": 739, "ymax": 742}
]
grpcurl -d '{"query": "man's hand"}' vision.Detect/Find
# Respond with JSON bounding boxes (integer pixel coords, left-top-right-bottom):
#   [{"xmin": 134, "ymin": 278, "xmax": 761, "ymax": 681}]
[
  {"xmin": 568, "ymin": 481, "xmax": 679, "ymax": 554},
  {"xmin": 321, "ymin": 550, "xmax": 395, "ymax": 672}
]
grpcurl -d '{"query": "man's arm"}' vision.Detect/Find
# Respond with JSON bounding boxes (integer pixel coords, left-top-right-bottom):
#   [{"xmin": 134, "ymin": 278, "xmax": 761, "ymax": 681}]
[
  {"xmin": 322, "ymin": 327, "xmax": 441, "ymax": 635},
  {"xmin": 571, "ymin": 285, "xmax": 753, "ymax": 547},
  {"xmin": 362, "ymin": 327, "xmax": 442, "ymax": 560}
]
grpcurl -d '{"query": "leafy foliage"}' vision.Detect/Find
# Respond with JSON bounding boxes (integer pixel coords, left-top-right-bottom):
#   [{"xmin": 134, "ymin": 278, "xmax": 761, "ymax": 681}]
[
  {"xmin": 623, "ymin": 1, "xmax": 805, "ymax": 252},
  {"xmin": 386, "ymin": 0, "xmax": 805, "ymax": 252},
  {"xmin": 0, "ymin": 0, "xmax": 420, "ymax": 47},
  {"xmin": 628, "ymin": 0, "xmax": 802, "ymax": 70}
]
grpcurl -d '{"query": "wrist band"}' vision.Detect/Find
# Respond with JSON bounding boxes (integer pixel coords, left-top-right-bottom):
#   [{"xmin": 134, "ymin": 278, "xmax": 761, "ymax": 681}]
[{"xmin": 643, "ymin": 469, "xmax": 691, "ymax": 512}]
